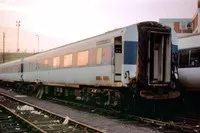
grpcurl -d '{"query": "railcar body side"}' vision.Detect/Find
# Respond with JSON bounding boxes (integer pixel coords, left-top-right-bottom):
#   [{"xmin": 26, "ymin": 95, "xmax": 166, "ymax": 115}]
[
  {"xmin": 24, "ymin": 28, "xmax": 123, "ymax": 87},
  {"xmin": 0, "ymin": 59, "xmax": 21, "ymax": 82},
  {"xmin": 177, "ymin": 33, "xmax": 200, "ymax": 111},
  {"xmin": 178, "ymin": 33, "xmax": 200, "ymax": 91}
]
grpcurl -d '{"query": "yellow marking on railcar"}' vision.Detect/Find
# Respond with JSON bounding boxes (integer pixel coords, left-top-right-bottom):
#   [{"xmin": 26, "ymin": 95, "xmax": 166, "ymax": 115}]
[
  {"xmin": 103, "ymin": 76, "xmax": 109, "ymax": 81},
  {"xmin": 96, "ymin": 76, "xmax": 102, "ymax": 80}
]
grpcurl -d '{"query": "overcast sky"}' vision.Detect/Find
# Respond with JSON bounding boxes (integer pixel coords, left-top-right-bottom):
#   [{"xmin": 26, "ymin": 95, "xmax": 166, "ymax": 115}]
[{"xmin": 0, "ymin": 0, "xmax": 198, "ymax": 49}]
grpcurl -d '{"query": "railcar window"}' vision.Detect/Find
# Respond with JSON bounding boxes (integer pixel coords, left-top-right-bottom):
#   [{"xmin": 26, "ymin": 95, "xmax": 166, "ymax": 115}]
[
  {"xmin": 190, "ymin": 48, "xmax": 200, "ymax": 66},
  {"xmin": 77, "ymin": 50, "xmax": 89, "ymax": 66},
  {"xmin": 53, "ymin": 56, "xmax": 60, "ymax": 68},
  {"xmin": 44, "ymin": 59, "xmax": 48, "ymax": 65},
  {"xmin": 96, "ymin": 48, "xmax": 102, "ymax": 64},
  {"xmin": 64, "ymin": 54, "xmax": 72, "ymax": 67},
  {"xmin": 179, "ymin": 50, "xmax": 189, "ymax": 67}
]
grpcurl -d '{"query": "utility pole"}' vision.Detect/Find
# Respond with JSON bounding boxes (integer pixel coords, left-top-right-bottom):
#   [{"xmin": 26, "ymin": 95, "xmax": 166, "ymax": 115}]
[
  {"xmin": 16, "ymin": 21, "xmax": 20, "ymax": 52},
  {"xmin": 36, "ymin": 34, "xmax": 40, "ymax": 53},
  {"xmin": 2, "ymin": 32, "xmax": 5, "ymax": 63}
]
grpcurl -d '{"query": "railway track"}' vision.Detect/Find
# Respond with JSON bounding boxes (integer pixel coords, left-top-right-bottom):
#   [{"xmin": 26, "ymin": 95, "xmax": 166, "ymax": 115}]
[
  {"xmin": 0, "ymin": 93, "xmax": 105, "ymax": 133},
  {"xmin": 44, "ymin": 96, "xmax": 200, "ymax": 133},
  {"xmin": 1, "ymin": 88, "xmax": 200, "ymax": 133},
  {"xmin": 0, "ymin": 104, "xmax": 45, "ymax": 133}
]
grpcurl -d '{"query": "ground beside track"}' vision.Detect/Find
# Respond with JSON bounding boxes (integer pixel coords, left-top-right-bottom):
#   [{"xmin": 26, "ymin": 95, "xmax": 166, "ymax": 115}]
[{"xmin": 0, "ymin": 88, "xmax": 168, "ymax": 133}]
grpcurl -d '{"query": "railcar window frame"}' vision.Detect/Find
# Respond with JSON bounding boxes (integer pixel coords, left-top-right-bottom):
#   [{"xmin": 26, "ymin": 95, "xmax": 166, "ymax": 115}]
[
  {"xmin": 72, "ymin": 53, "xmax": 77, "ymax": 67},
  {"xmin": 96, "ymin": 47, "xmax": 102, "ymax": 65}
]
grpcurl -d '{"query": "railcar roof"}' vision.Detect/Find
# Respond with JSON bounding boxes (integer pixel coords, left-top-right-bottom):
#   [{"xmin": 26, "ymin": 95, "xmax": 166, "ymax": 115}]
[
  {"xmin": 37, "ymin": 27, "xmax": 125, "ymax": 54},
  {"xmin": 22, "ymin": 27, "xmax": 125, "ymax": 61},
  {"xmin": 30, "ymin": 21, "xmax": 168, "ymax": 56},
  {"xmin": 178, "ymin": 32, "xmax": 200, "ymax": 39},
  {"xmin": 0, "ymin": 59, "xmax": 21, "ymax": 67},
  {"xmin": 0, "ymin": 21, "xmax": 170, "ymax": 65}
]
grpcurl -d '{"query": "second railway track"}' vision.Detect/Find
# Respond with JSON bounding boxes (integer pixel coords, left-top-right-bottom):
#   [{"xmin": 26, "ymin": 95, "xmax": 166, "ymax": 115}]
[
  {"xmin": 45, "ymin": 96, "xmax": 200, "ymax": 133},
  {"xmin": 0, "ymin": 93, "xmax": 105, "ymax": 133}
]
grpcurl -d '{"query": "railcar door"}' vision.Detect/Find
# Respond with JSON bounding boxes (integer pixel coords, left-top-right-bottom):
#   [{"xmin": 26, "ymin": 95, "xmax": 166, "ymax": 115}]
[
  {"xmin": 114, "ymin": 36, "xmax": 122, "ymax": 82},
  {"xmin": 19, "ymin": 58, "xmax": 24, "ymax": 81},
  {"xmin": 148, "ymin": 31, "xmax": 171, "ymax": 85},
  {"xmin": 36, "ymin": 58, "xmax": 40, "ymax": 80}
]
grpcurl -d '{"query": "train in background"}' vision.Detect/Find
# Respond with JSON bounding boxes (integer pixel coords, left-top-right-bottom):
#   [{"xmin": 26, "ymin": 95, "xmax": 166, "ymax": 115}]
[
  {"xmin": 178, "ymin": 33, "xmax": 200, "ymax": 91},
  {"xmin": 0, "ymin": 21, "xmax": 180, "ymax": 116},
  {"xmin": 178, "ymin": 33, "xmax": 200, "ymax": 111}
]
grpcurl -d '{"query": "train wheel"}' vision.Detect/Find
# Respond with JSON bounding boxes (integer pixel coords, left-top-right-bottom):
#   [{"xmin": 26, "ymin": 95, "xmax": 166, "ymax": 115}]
[{"xmin": 27, "ymin": 85, "xmax": 37, "ymax": 96}]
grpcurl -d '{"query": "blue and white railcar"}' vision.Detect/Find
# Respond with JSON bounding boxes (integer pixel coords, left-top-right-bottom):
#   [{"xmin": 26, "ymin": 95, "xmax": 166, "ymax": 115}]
[
  {"xmin": 0, "ymin": 21, "xmax": 180, "ymax": 112},
  {"xmin": 25, "ymin": 25, "xmax": 137, "ymax": 87}
]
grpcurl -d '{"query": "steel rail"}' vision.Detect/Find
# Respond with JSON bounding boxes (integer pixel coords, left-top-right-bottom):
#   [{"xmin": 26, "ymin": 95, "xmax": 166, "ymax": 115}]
[
  {"xmin": 0, "ymin": 104, "xmax": 46, "ymax": 133},
  {"xmin": 0, "ymin": 92, "xmax": 105, "ymax": 133}
]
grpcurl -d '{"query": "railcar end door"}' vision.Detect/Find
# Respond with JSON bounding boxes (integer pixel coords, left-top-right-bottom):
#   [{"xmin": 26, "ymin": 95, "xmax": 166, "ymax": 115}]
[{"xmin": 114, "ymin": 36, "xmax": 122, "ymax": 82}]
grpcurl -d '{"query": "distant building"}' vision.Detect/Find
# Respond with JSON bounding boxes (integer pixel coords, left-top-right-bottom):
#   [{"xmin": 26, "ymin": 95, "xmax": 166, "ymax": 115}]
[
  {"xmin": 159, "ymin": 0, "xmax": 200, "ymax": 69},
  {"xmin": 159, "ymin": 0, "xmax": 200, "ymax": 37},
  {"xmin": 159, "ymin": 0, "xmax": 200, "ymax": 56},
  {"xmin": 159, "ymin": 18, "xmax": 194, "ymax": 37}
]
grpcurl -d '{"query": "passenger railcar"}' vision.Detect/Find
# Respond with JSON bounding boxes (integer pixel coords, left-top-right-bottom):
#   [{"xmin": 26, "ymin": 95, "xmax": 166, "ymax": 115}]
[
  {"xmin": 178, "ymin": 33, "xmax": 200, "ymax": 91},
  {"xmin": 178, "ymin": 33, "xmax": 200, "ymax": 111},
  {"xmin": 0, "ymin": 21, "xmax": 180, "ymax": 114}
]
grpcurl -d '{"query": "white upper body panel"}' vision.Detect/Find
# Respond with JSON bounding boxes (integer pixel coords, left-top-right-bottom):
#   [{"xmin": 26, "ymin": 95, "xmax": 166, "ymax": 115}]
[{"xmin": 178, "ymin": 33, "xmax": 200, "ymax": 50}]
